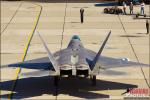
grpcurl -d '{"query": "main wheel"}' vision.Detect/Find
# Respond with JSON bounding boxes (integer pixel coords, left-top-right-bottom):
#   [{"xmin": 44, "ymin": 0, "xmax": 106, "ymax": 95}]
[
  {"xmin": 91, "ymin": 75, "xmax": 96, "ymax": 86},
  {"xmin": 104, "ymin": 8, "xmax": 108, "ymax": 13}
]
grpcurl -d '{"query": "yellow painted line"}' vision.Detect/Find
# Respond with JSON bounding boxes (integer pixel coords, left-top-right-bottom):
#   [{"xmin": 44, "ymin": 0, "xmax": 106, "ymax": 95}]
[{"xmin": 8, "ymin": 4, "xmax": 42, "ymax": 100}]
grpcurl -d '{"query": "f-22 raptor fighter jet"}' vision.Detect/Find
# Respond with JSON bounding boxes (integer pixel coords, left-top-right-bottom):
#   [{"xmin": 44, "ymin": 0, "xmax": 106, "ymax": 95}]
[{"xmin": 5, "ymin": 31, "xmax": 149, "ymax": 86}]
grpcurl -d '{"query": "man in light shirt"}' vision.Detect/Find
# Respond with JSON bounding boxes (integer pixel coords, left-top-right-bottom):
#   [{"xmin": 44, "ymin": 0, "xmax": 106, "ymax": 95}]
[
  {"xmin": 122, "ymin": 1, "xmax": 127, "ymax": 15},
  {"xmin": 140, "ymin": 2, "xmax": 145, "ymax": 15}
]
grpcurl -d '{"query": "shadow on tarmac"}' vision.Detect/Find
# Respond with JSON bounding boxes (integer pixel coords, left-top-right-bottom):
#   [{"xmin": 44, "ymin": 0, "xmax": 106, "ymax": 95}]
[
  {"xmin": 0, "ymin": 76, "xmax": 137, "ymax": 99},
  {"xmin": 4, "ymin": 0, "xmax": 112, "ymax": 3},
  {"xmin": 120, "ymin": 35, "xmax": 144, "ymax": 38},
  {"xmin": 137, "ymin": 33, "xmax": 148, "ymax": 35},
  {"xmin": 95, "ymin": 2, "xmax": 118, "ymax": 6}
]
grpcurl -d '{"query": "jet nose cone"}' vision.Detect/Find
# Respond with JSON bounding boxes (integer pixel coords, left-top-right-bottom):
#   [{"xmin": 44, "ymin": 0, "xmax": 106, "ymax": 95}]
[{"xmin": 72, "ymin": 35, "xmax": 81, "ymax": 41}]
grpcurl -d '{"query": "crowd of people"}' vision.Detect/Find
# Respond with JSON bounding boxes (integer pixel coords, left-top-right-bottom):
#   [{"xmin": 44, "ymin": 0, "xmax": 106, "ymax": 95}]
[
  {"xmin": 122, "ymin": 1, "xmax": 146, "ymax": 15},
  {"xmin": 122, "ymin": 1, "xmax": 149, "ymax": 34}
]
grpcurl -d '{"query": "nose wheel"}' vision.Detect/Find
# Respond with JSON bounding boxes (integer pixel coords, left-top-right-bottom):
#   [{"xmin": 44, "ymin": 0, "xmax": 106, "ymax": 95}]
[{"xmin": 91, "ymin": 75, "xmax": 96, "ymax": 86}]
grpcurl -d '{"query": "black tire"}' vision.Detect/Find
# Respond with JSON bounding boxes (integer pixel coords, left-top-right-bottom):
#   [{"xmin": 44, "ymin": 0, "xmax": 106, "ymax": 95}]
[
  {"xmin": 104, "ymin": 8, "xmax": 108, "ymax": 13},
  {"xmin": 54, "ymin": 76, "xmax": 59, "ymax": 86},
  {"xmin": 110, "ymin": 9, "xmax": 114, "ymax": 14},
  {"xmin": 91, "ymin": 75, "xmax": 96, "ymax": 86},
  {"xmin": 119, "ymin": 9, "xmax": 123, "ymax": 14}
]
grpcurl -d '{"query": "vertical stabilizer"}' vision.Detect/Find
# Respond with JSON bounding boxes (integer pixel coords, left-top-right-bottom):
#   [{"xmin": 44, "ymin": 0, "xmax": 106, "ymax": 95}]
[
  {"xmin": 91, "ymin": 31, "xmax": 111, "ymax": 74},
  {"xmin": 37, "ymin": 31, "xmax": 58, "ymax": 71}
]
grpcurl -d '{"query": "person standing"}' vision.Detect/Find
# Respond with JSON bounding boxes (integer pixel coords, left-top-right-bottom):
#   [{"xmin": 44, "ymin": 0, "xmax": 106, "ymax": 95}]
[
  {"xmin": 129, "ymin": 2, "xmax": 134, "ymax": 15},
  {"xmin": 80, "ymin": 8, "xmax": 84, "ymax": 23},
  {"xmin": 140, "ymin": 2, "xmax": 145, "ymax": 15},
  {"xmin": 146, "ymin": 20, "xmax": 149, "ymax": 34},
  {"xmin": 123, "ymin": 1, "xmax": 127, "ymax": 15}
]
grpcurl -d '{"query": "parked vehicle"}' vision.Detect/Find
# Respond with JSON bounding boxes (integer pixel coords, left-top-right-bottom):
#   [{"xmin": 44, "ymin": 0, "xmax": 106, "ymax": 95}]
[{"xmin": 104, "ymin": 7, "xmax": 123, "ymax": 14}]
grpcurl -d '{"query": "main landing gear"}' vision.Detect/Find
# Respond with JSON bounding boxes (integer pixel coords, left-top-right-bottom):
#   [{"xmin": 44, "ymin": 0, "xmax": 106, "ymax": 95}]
[
  {"xmin": 91, "ymin": 75, "xmax": 96, "ymax": 86},
  {"xmin": 53, "ymin": 75, "xmax": 97, "ymax": 86}
]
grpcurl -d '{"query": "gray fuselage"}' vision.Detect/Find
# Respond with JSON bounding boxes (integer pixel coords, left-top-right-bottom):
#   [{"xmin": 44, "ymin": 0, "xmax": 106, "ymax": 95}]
[{"xmin": 54, "ymin": 37, "xmax": 91, "ymax": 76}]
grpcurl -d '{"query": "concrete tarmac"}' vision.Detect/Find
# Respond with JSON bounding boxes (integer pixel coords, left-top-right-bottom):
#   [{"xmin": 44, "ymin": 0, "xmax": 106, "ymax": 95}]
[{"xmin": 0, "ymin": 1, "xmax": 149, "ymax": 100}]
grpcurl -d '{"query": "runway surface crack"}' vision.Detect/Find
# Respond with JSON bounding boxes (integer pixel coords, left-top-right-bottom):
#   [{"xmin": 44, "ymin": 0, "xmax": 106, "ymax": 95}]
[{"xmin": 1, "ymin": 2, "xmax": 23, "ymax": 35}]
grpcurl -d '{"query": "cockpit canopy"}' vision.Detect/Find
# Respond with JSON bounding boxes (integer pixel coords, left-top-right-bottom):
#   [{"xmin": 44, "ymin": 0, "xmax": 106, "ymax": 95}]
[{"xmin": 72, "ymin": 35, "xmax": 81, "ymax": 41}]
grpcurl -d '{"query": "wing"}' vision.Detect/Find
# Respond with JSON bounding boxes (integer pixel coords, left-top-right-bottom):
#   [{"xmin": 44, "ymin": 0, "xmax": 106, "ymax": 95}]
[
  {"xmin": 87, "ymin": 49, "xmax": 149, "ymax": 69},
  {"xmin": 20, "ymin": 70, "xmax": 56, "ymax": 78},
  {"xmin": 1, "ymin": 57, "xmax": 54, "ymax": 70},
  {"xmin": 100, "ymin": 69, "xmax": 127, "ymax": 76},
  {"xmin": 2, "ymin": 48, "xmax": 69, "ymax": 70},
  {"xmin": 2, "ymin": 32, "xmax": 59, "ymax": 71}
]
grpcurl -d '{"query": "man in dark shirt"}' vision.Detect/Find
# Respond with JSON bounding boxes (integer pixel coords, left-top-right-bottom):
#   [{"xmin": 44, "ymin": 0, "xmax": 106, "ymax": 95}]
[
  {"xmin": 146, "ymin": 20, "xmax": 149, "ymax": 34},
  {"xmin": 129, "ymin": 2, "xmax": 134, "ymax": 15},
  {"xmin": 80, "ymin": 8, "xmax": 84, "ymax": 23}
]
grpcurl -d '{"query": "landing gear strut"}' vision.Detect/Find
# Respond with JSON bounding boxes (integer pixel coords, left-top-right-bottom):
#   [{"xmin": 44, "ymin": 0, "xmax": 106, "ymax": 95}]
[
  {"xmin": 54, "ymin": 76, "xmax": 59, "ymax": 86},
  {"xmin": 91, "ymin": 75, "xmax": 96, "ymax": 86}
]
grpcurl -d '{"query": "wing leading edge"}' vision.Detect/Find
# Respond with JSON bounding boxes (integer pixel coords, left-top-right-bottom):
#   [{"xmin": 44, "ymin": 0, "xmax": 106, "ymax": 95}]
[
  {"xmin": 2, "ymin": 57, "xmax": 53, "ymax": 70},
  {"xmin": 87, "ymin": 49, "xmax": 149, "ymax": 69}
]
